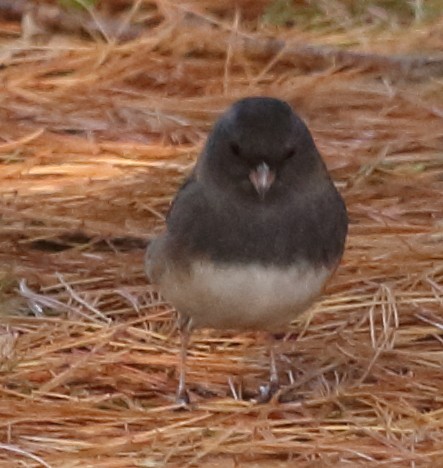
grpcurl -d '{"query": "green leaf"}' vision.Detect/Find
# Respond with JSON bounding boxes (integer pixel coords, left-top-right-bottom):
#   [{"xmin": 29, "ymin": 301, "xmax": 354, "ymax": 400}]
[
  {"xmin": 58, "ymin": 0, "xmax": 98, "ymax": 10},
  {"xmin": 263, "ymin": 0, "xmax": 296, "ymax": 26}
]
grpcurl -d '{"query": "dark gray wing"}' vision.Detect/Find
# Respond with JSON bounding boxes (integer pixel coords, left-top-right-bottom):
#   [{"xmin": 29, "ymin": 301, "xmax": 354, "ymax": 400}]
[{"xmin": 145, "ymin": 170, "xmax": 199, "ymax": 283}]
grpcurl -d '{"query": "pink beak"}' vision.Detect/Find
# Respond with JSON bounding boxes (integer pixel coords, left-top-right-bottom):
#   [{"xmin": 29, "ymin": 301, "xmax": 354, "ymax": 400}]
[{"xmin": 249, "ymin": 162, "xmax": 275, "ymax": 199}]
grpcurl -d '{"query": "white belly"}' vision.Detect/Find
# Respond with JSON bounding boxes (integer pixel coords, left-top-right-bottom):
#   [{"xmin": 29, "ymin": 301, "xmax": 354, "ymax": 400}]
[{"xmin": 160, "ymin": 261, "xmax": 332, "ymax": 330}]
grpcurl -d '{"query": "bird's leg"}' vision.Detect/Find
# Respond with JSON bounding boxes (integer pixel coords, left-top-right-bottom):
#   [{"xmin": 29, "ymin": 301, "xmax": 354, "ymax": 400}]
[
  {"xmin": 268, "ymin": 343, "xmax": 280, "ymax": 395},
  {"xmin": 176, "ymin": 315, "xmax": 192, "ymax": 405},
  {"xmin": 257, "ymin": 333, "xmax": 280, "ymax": 403}
]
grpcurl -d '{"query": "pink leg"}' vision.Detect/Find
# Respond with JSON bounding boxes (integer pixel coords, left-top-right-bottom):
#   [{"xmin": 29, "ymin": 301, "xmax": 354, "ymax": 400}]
[
  {"xmin": 176, "ymin": 316, "xmax": 192, "ymax": 405},
  {"xmin": 257, "ymin": 334, "xmax": 280, "ymax": 403}
]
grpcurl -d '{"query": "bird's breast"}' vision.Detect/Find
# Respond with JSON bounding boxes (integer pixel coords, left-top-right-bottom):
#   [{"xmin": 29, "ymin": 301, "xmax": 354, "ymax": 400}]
[{"xmin": 160, "ymin": 260, "xmax": 332, "ymax": 330}]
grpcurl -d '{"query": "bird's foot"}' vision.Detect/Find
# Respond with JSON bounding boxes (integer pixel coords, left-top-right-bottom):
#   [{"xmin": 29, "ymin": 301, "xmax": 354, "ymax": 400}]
[
  {"xmin": 175, "ymin": 388, "xmax": 191, "ymax": 407},
  {"xmin": 255, "ymin": 379, "xmax": 280, "ymax": 404}
]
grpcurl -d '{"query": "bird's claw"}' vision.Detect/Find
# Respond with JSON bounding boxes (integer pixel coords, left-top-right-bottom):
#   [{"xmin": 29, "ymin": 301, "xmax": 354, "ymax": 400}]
[
  {"xmin": 176, "ymin": 388, "xmax": 191, "ymax": 407},
  {"xmin": 255, "ymin": 380, "xmax": 280, "ymax": 404}
]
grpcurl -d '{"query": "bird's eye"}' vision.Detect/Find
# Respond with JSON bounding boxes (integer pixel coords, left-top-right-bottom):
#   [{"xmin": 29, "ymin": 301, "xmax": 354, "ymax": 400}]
[
  {"xmin": 284, "ymin": 148, "xmax": 296, "ymax": 161},
  {"xmin": 230, "ymin": 142, "xmax": 241, "ymax": 156}
]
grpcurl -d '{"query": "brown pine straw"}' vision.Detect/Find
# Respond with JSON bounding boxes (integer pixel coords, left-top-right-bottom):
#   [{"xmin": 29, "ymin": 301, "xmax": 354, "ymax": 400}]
[{"xmin": 0, "ymin": 1, "xmax": 443, "ymax": 466}]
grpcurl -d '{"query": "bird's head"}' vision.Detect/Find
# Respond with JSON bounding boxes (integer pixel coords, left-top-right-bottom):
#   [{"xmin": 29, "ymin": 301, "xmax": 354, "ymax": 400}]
[{"xmin": 199, "ymin": 97, "xmax": 324, "ymax": 204}]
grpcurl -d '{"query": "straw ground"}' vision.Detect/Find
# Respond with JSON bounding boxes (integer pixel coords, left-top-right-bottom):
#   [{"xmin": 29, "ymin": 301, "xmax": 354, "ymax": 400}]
[{"xmin": 0, "ymin": 1, "xmax": 442, "ymax": 466}]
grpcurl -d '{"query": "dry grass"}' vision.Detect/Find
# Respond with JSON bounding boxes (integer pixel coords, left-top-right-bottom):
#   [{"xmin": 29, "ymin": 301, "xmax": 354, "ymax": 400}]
[{"xmin": 0, "ymin": 1, "xmax": 443, "ymax": 466}]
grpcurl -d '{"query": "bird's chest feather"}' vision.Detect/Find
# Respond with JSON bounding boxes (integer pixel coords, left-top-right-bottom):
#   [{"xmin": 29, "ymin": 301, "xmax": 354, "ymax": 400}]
[
  {"xmin": 176, "ymin": 194, "xmax": 334, "ymax": 267},
  {"xmin": 161, "ymin": 260, "xmax": 332, "ymax": 330}
]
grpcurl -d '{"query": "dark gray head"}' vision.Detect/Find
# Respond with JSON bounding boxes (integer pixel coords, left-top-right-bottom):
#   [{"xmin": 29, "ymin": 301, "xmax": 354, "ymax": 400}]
[{"xmin": 199, "ymin": 97, "xmax": 326, "ymax": 203}]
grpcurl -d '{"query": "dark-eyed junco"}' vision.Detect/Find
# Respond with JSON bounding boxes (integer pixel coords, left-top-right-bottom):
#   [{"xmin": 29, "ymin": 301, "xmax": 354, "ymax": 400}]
[{"xmin": 146, "ymin": 97, "xmax": 347, "ymax": 404}]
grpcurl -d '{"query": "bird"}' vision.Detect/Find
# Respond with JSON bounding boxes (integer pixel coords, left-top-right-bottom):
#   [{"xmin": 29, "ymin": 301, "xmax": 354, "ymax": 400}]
[{"xmin": 146, "ymin": 97, "xmax": 348, "ymax": 404}]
